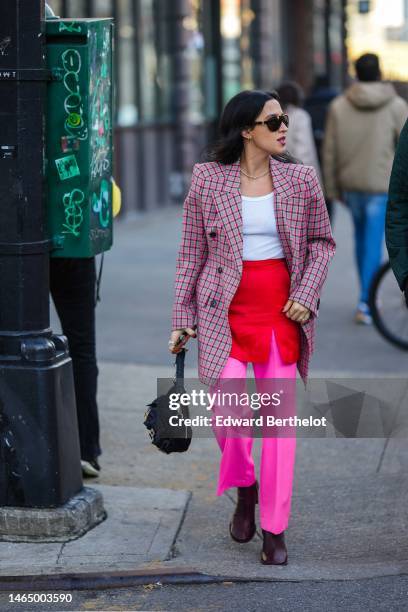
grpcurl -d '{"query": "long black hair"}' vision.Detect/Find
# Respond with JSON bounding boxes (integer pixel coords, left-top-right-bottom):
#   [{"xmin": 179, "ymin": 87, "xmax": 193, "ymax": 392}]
[{"xmin": 202, "ymin": 89, "xmax": 298, "ymax": 165}]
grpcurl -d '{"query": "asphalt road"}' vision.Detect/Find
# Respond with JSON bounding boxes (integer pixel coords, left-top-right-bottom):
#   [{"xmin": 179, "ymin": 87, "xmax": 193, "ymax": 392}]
[{"xmin": 1, "ymin": 574, "xmax": 407, "ymax": 611}]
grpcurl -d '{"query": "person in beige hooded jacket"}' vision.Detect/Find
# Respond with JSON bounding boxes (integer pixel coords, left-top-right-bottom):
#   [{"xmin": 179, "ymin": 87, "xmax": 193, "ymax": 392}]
[{"xmin": 322, "ymin": 53, "xmax": 408, "ymax": 324}]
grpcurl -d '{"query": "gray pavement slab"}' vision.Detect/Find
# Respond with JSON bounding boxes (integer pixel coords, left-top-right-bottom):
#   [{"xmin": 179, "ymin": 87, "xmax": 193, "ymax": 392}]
[{"xmin": 0, "ymin": 485, "xmax": 190, "ymax": 576}]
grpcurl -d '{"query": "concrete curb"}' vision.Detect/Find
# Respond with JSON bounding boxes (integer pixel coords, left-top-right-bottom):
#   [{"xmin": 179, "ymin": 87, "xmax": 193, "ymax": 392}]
[{"xmin": 0, "ymin": 487, "xmax": 106, "ymax": 543}]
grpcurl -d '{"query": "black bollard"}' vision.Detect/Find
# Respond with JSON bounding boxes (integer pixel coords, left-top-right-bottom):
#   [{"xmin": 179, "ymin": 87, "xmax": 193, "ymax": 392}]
[{"xmin": 0, "ymin": 0, "xmax": 82, "ymax": 508}]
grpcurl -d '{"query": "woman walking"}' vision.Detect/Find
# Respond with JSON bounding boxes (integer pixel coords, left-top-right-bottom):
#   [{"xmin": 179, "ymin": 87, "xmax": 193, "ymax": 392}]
[
  {"xmin": 276, "ymin": 80, "xmax": 321, "ymax": 177},
  {"xmin": 169, "ymin": 90, "xmax": 336, "ymax": 565}
]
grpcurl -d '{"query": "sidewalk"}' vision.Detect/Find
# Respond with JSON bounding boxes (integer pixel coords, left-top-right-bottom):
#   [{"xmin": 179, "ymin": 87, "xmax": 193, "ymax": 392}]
[
  {"xmin": 1, "ymin": 203, "xmax": 407, "ymax": 585},
  {"xmin": 1, "ymin": 360, "xmax": 407, "ymax": 583},
  {"xmin": 0, "ymin": 484, "xmax": 190, "ymax": 577}
]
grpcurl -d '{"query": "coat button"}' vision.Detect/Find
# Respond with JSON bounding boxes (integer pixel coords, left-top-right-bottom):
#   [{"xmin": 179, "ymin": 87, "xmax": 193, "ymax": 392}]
[
  {"xmin": 217, "ymin": 266, "xmax": 223, "ymax": 273},
  {"xmin": 210, "ymin": 298, "xmax": 217, "ymax": 307},
  {"xmin": 209, "ymin": 230, "xmax": 216, "ymax": 237}
]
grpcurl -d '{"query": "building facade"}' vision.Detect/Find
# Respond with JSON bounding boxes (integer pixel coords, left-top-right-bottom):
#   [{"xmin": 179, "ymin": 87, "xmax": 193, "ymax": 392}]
[{"xmin": 48, "ymin": 0, "xmax": 347, "ymax": 214}]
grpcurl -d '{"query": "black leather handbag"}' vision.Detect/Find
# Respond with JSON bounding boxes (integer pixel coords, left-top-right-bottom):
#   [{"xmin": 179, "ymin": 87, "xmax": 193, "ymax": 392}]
[{"xmin": 143, "ymin": 348, "xmax": 192, "ymax": 454}]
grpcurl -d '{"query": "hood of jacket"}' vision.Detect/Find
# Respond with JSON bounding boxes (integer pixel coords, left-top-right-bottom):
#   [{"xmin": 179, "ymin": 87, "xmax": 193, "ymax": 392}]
[{"xmin": 345, "ymin": 81, "xmax": 397, "ymax": 110}]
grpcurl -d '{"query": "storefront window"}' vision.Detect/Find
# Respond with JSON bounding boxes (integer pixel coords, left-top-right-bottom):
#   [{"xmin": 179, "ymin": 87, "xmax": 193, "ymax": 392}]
[
  {"xmin": 221, "ymin": 0, "xmax": 242, "ymax": 104},
  {"xmin": 153, "ymin": 4, "xmax": 172, "ymax": 123},
  {"xmin": 137, "ymin": 0, "xmax": 157, "ymax": 121},
  {"xmin": 117, "ymin": 1, "xmax": 137, "ymax": 126},
  {"xmin": 240, "ymin": 0, "xmax": 256, "ymax": 90},
  {"xmin": 183, "ymin": 0, "xmax": 206, "ymax": 123},
  {"xmin": 347, "ymin": 0, "xmax": 408, "ymax": 81}
]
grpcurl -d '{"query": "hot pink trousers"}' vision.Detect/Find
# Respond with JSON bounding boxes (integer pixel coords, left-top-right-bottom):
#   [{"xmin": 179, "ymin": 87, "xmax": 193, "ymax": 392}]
[{"xmin": 209, "ymin": 329, "xmax": 297, "ymax": 534}]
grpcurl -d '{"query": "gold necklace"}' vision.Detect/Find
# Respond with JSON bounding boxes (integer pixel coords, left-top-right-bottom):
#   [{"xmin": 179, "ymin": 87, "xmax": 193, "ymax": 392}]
[{"xmin": 240, "ymin": 166, "xmax": 270, "ymax": 180}]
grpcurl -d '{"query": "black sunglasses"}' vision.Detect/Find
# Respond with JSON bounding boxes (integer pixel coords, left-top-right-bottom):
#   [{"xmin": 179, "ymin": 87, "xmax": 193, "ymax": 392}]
[{"xmin": 253, "ymin": 113, "xmax": 289, "ymax": 132}]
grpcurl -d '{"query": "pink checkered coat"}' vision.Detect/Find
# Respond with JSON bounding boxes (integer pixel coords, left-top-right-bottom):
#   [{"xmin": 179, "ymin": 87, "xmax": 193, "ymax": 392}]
[{"xmin": 171, "ymin": 156, "xmax": 336, "ymax": 388}]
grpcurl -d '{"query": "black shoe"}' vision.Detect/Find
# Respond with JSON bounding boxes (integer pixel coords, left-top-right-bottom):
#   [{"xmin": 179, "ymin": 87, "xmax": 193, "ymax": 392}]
[
  {"xmin": 81, "ymin": 459, "xmax": 101, "ymax": 478},
  {"xmin": 229, "ymin": 481, "xmax": 259, "ymax": 543},
  {"xmin": 260, "ymin": 529, "xmax": 288, "ymax": 565}
]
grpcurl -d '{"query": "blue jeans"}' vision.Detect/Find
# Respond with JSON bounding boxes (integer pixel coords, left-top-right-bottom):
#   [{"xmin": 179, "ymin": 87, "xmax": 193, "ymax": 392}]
[{"xmin": 343, "ymin": 191, "xmax": 387, "ymax": 305}]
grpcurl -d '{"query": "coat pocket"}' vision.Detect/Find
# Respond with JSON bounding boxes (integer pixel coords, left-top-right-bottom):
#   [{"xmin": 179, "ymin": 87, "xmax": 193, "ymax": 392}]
[
  {"xmin": 196, "ymin": 259, "xmax": 224, "ymax": 305},
  {"xmin": 197, "ymin": 290, "xmax": 221, "ymax": 308}
]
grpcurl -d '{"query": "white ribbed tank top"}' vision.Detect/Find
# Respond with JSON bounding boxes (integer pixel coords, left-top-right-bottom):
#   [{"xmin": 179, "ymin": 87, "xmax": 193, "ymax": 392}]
[{"xmin": 241, "ymin": 192, "xmax": 284, "ymax": 260}]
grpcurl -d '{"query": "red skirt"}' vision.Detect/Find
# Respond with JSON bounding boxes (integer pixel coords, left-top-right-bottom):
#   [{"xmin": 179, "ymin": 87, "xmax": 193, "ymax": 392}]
[{"xmin": 227, "ymin": 258, "xmax": 301, "ymax": 364}]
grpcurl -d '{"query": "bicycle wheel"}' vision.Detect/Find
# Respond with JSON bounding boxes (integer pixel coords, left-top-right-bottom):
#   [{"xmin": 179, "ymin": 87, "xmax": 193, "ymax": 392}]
[{"xmin": 368, "ymin": 261, "xmax": 408, "ymax": 350}]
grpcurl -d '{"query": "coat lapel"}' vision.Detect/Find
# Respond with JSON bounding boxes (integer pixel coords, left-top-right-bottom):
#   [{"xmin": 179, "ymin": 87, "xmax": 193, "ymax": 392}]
[{"xmin": 212, "ymin": 156, "xmax": 293, "ymax": 273}]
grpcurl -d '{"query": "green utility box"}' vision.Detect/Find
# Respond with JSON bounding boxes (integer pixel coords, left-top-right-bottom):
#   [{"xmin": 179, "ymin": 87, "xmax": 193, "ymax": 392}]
[{"xmin": 46, "ymin": 18, "xmax": 114, "ymax": 257}]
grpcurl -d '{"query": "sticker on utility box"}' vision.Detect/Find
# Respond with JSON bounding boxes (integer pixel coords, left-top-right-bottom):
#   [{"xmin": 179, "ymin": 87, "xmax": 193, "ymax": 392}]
[
  {"xmin": 55, "ymin": 155, "xmax": 80, "ymax": 181},
  {"xmin": 1, "ymin": 145, "xmax": 17, "ymax": 159}
]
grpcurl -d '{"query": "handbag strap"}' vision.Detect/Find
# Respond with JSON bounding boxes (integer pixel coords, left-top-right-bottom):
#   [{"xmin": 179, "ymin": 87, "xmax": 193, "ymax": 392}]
[{"xmin": 174, "ymin": 348, "xmax": 186, "ymax": 381}]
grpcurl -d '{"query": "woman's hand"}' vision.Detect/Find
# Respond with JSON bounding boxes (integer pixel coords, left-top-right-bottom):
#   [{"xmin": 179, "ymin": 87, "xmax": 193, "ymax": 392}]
[
  {"xmin": 168, "ymin": 328, "xmax": 197, "ymax": 353},
  {"xmin": 282, "ymin": 300, "xmax": 311, "ymax": 324}
]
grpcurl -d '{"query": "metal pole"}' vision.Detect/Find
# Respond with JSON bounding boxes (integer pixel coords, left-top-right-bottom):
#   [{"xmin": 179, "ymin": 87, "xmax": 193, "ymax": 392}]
[{"xmin": 0, "ymin": 0, "xmax": 82, "ymax": 507}]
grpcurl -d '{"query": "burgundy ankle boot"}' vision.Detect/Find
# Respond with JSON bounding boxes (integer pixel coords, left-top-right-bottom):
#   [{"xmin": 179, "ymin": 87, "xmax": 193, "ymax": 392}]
[
  {"xmin": 229, "ymin": 481, "xmax": 259, "ymax": 543},
  {"xmin": 260, "ymin": 529, "xmax": 288, "ymax": 565}
]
